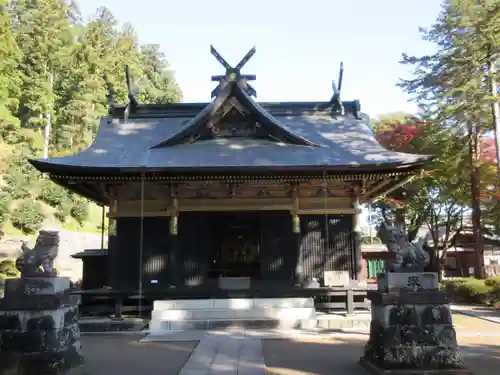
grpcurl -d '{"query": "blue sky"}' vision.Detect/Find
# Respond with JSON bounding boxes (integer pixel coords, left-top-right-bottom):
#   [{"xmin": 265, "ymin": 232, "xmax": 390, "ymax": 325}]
[{"xmin": 79, "ymin": 0, "xmax": 442, "ymax": 118}]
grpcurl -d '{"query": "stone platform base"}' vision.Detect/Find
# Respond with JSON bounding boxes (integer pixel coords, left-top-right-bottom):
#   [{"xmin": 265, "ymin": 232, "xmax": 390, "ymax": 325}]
[
  {"xmin": 316, "ymin": 312, "xmax": 371, "ymax": 330},
  {"xmin": 149, "ymin": 298, "xmax": 317, "ymax": 333},
  {"xmin": 359, "ymin": 357, "xmax": 474, "ymax": 375}
]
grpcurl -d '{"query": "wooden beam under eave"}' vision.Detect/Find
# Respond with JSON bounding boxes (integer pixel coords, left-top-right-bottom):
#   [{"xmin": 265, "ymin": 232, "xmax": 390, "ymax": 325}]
[
  {"xmin": 297, "ymin": 208, "xmax": 358, "ymax": 215},
  {"xmin": 109, "ymin": 196, "xmax": 353, "ymax": 218},
  {"xmin": 369, "ymin": 175, "xmax": 417, "ymax": 204},
  {"xmin": 108, "ymin": 207, "xmax": 358, "ymax": 218},
  {"xmin": 363, "ymin": 179, "xmax": 394, "ymax": 201}
]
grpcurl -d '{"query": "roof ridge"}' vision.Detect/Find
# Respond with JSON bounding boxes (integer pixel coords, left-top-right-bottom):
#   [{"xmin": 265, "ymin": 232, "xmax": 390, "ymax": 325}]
[{"xmin": 150, "ymin": 81, "xmax": 321, "ymax": 148}]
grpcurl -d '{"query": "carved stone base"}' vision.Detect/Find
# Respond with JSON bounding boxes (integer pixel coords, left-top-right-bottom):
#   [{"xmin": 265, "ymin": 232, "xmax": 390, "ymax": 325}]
[
  {"xmin": 0, "ymin": 277, "xmax": 83, "ymax": 374},
  {"xmin": 360, "ymin": 291, "xmax": 472, "ymax": 373}
]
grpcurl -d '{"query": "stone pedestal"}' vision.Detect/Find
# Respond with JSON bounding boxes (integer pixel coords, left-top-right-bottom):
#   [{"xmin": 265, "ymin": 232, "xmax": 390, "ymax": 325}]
[
  {"xmin": 0, "ymin": 276, "xmax": 83, "ymax": 374},
  {"xmin": 360, "ymin": 272, "xmax": 473, "ymax": 374}
]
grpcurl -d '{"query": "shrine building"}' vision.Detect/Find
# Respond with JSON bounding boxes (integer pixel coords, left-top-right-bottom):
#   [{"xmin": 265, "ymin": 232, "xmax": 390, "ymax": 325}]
[{"xmin": 29, "ymin": 47, "xmax": 429, "ymax": 302}]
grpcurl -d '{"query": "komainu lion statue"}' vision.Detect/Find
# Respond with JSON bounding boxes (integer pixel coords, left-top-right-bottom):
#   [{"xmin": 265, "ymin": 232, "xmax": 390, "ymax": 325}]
[
  {"xmin": 377, "ymin": 221, "xmax": 430, "ymax": 272},
  {"xmin": 16, "ymin": 230, "xmax": 60, "ymax": 277}
]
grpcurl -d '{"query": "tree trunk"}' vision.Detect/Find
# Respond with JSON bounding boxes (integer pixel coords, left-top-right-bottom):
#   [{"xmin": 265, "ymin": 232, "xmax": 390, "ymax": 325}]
[
  {"xmin": 486, "ymin": 50, "xmax": 500, "ymax": 178},
  {"xmin": 468, "ymin": 121, "xmax": 485, "ymax": 278}
]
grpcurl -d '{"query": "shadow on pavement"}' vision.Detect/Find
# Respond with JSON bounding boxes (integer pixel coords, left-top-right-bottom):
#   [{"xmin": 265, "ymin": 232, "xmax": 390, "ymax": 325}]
[
  {"xmin": 262, "ymin": 336, "xmax": 500, "ymax": 375},
  {"xmin": 73, "ymin": 334, "xmax": 198, "ymax": 375}
]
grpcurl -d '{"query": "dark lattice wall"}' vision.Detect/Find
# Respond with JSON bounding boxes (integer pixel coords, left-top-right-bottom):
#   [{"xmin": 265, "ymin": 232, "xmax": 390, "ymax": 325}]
[
  {"xmin": 113, "ymin": 217, "xmax": 172, "ymax": 290},
  {"xmin": 110, "ymin": 212, "xmax": 355, "ymax": 290},
  {"xmin": 141, "ymin": 217, "xmax": 171, "ymax": 286},
  {"xmin": 114, "ymin": 217, "xmax": 141, "ymax": 290},
  {"xmin": 298, "ymin": 215, "xmax": 355, "ymax": 281},
  {"xmin": 259, "ymin": 211, "xmax": 298, "ymax": 281},
  {"xmin": 178, "ymin": 212, "xmax": 211, "ymax": 286}
]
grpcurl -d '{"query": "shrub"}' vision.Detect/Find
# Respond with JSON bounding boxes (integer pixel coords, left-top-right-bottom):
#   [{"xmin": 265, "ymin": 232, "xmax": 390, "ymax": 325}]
[
  {"xmin": 39, "ymin": 180, "xmax": 69, "ymax": 207},
  {"xmin": 5, "ymin": 170, "xmax": 31, "ymax": 199},
  {"xmin": 10, "ymin": 200, "xmax": 44, "ymax": 233},
  {"xmin": 441, "ymin": 277, "xmax": 493, "ymax": 304},
  {"xmin": 485, "ymin": 276, "xmax": 500, "ymax": 302},
  {"xmin": 485, "ymin": 276, "xmax": 500, "ymax": 289},
  {"xmin": 70, "ymin": 198, "xmax": 89, "ymax": 224},
  {"xmin": 0, "ymin": 194, "xmax": 11, "ymax": 222},
  {"xmin": 55, "ymin": 199, "xmax": 72, "ymax": 222},
  {"xmin": 96, "ymin": 221, "xmax": 108, "ymax": 233},
  {"xmin": 0, "ymin": 260, "xmax": 20, "ymax": 278}
]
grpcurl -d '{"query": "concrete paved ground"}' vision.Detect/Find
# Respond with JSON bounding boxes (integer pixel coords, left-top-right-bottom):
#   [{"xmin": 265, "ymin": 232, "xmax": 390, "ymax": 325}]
[
  {"xmin": 263, "ymin": 335, "xmax": 500, "ymax": 375},
  {"xmin": 70, "ymin": 311, "xmax": 500, "ymax": 375},
  {"xmin": 71, "ymin": 334, "xmax": 197, "ymax": 375}
]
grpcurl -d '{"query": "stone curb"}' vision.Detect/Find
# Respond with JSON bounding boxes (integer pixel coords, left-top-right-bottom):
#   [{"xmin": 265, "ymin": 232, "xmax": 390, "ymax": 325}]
[
  {"xmin": 451, "ymin": 305, "xmax": 500, "ymax": 325},
  {"xmin": 81, "ymin": 331, "xmax": 147, "ymax": 336}
]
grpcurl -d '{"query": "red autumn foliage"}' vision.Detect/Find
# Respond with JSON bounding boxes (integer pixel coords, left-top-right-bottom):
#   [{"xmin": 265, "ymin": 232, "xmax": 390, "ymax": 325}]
[
  {"xmin": 375, "ymin": 122, "xmax": 497, "ymax": 164},
  {"xmin": 375, "ymin": 122, "xmax": 431, "ymax": 152},
  {"xmin": 481, "ymin": 138, "xmax": 497, "ymax": 164},
  {"xmin": 375, "ymin": 122, "xmax": 500, "ymax": 201}
]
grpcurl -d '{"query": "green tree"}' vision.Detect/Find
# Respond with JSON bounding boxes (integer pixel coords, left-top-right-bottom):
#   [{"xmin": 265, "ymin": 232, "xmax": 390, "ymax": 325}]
[
  {"xmin": 139, "ymin": 44, "xmax": 182, "ymax": 104},
  {"xmin": 13, "ymin": 0, "xmax": 76, "ymax": 131},
  {"xmin": 0, "ymin": 2, "xmax": 182, "ymax": 234},
  {"xmin": 398, "ymin": 0, "xmax": 500, "ymax": 278},
  {"xmin": 0, "ymin": 0, "xmax": 21, "ymax": 135},
  {"xmin": 11, "ymin": 200, "xmax": 44, "ymax": 233}
]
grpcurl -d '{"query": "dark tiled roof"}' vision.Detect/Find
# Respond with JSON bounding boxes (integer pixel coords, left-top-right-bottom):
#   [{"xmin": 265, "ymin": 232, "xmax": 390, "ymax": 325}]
[{"xmin": 30, "ymin": 99, "xmax": 429, "ymax": 174}]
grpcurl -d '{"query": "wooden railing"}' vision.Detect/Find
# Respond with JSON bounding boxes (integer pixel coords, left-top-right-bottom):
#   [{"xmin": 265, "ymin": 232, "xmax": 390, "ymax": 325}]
[{"xmin": 72, "ymin": 285, "xmax": 370, "ymax": 319}]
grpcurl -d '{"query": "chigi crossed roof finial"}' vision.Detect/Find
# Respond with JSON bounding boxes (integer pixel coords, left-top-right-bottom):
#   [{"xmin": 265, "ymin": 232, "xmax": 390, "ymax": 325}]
[
  {"xmin": 210, "ymin": 45, "xmax": 257, "ymax": 98},
  {"xmin": 330, "ymin": 62, "xmax": 345, "ymax": 115}
]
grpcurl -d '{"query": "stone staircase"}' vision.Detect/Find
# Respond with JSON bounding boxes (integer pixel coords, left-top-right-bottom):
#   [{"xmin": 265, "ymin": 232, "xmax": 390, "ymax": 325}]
[{"xmin": 149, "ymin": 297, "xmax": 317, "ymax": 333}]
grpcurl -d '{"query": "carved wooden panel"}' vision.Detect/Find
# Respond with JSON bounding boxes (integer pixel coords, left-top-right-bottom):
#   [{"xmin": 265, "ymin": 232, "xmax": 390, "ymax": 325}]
[
  {"xmin": 207, "ymin": 108, "xmax": 259, "ymax": 138},
  {"xmin": 117, "ymin": 180, "xmax": 353, "ymax": 203}
]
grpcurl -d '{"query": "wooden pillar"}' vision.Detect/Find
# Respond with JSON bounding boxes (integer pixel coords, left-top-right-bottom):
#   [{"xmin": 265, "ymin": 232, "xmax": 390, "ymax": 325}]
[
  {"xmin": 291, "ymin": 183, "xmax": 301, "ymax": 284},
  {"xmin": 352, "ymin": 191, "xmax": 363, "ymax": 283},
  {"xmin": 108, "ymin": 187, "xmax": 118, "ymax": 289},
  {"xmin": 169, "ymin": 195, "xmax": 179, "ymax": 286}
]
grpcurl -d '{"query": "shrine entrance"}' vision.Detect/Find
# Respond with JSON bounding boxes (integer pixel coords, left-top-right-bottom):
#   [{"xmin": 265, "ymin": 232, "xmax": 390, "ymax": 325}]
[{"xmin": 208, "ymin": 212, "xmax": 261, "ymax": 278}]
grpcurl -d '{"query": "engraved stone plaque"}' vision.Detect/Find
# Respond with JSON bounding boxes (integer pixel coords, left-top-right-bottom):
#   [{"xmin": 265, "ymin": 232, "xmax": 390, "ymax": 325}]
[{"xmin": 377, "ymin": 272, "xmax": 438, "ymax": 293}]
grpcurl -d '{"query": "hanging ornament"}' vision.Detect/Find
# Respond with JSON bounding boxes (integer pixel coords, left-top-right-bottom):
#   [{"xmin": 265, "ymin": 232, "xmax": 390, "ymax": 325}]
[
  {"xmin": 170, "ymin": 215, "xmax": 178, "ymax": 235},
  {"xmin": 292, "ymin": 214, "xmax": 301, "ymax": 233},
  {"xmin": 323, "ymin": 172, "xmax": 330, "ymax": 260}
]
